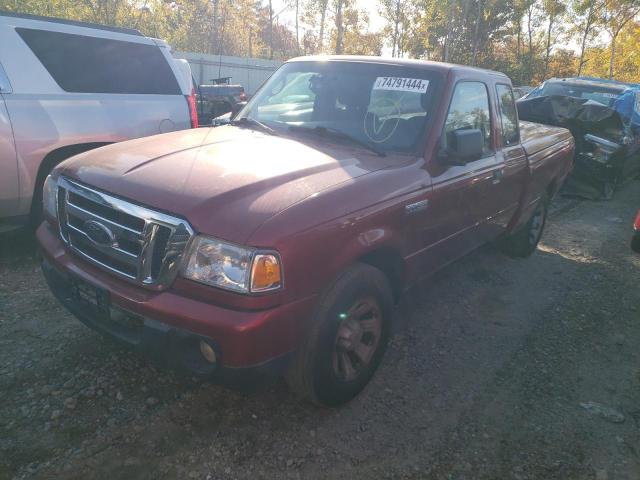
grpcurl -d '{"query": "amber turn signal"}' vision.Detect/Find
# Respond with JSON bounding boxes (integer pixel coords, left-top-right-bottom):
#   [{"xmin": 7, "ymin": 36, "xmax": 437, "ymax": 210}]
[{"xmin": 250, "ymin": 254, "xmax": 282, "ymax": 292}]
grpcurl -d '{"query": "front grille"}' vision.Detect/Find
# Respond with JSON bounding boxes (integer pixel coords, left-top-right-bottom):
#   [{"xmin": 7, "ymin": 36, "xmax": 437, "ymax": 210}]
[{"xmin": 57, "ymin": 177, "xmax": 193, "ymax": 289}]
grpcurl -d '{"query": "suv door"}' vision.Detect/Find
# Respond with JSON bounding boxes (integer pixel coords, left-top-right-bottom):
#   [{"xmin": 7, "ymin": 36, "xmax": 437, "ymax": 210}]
[
  {"xmin": 0, "ymin": 62, "xmax": 19, "ymax": 224},
  {"xmin": 423, "ymin": 81, "xmax": 502, "ymax": 269}
]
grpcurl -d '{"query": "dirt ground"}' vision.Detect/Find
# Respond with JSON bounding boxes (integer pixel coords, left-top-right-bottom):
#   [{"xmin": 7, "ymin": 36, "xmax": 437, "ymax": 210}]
[{"xmin": 1, "ymin": 181, "xmax": 640, "ymax": 480}]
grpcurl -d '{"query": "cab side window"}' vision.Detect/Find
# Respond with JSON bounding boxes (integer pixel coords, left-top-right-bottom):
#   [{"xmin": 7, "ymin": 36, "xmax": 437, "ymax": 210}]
[
  {"xmin": 444, "ymin": 81, "xmax": 492, "ymax": 156},
  {"xmin": 496, "ymin": 84, "xmax": 519, "ymax": 146}
]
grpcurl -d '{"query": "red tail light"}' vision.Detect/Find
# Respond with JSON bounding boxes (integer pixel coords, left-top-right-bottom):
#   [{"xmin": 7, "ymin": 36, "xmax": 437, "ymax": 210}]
[
  {"xmin": 634, "ymin": 210, "xmax": 640, "ymax": 230},
  {"xmin": 239, "ymin": 90, "xmax": 247, "ymax": 102},
  {"xmin": 187, "ymin": 87, "xmax": 199, "ymax": 128}
]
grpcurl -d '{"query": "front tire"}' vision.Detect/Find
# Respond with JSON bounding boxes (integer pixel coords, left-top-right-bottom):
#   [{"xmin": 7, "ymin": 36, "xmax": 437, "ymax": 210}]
[
  {"xmin": 500, "ymin": 194, "xmax": 548, "ymax": 258},
  {"xmin": 286, "ymin": 263, "xmax": 393, "ymax": 407}
]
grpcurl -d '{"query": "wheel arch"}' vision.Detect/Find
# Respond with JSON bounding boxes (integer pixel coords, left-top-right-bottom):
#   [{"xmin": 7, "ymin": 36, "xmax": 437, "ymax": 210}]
[
  {"xmin": 30, "ymin": 142, "xmax": 112, "ymax": 218},
  {"xmin": 31, "ymin": 142, "xmax": 113, "ymax": 207},
  {"xmin": 356, "ymin": 246, "xmax": 406, "ymax": 302}
]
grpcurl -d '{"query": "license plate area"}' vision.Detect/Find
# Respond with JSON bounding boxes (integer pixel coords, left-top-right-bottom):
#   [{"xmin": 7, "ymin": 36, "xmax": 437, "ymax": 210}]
[
  {"xmin": 70, "ymin": 276, "xmax": 144, "ymax": 336},
  {"xmin": 71, "ymin": 277, "xmax": 110, "ymax": 317}
]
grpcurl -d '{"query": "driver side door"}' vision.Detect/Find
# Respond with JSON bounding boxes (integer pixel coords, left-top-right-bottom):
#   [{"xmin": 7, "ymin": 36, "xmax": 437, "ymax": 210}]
[{"xmin": 420, "ymin": 81, "xmax": 503, "ymax": 271}]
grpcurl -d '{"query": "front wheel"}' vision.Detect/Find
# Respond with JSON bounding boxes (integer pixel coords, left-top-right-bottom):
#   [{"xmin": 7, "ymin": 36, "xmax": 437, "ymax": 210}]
[
  {"xmin": 500, "ymin": 194, "xmax": 548, "ymax": 258},
  {"xmin": 286, "ymin": 264, "xmax": 393, "ymax": 407}
]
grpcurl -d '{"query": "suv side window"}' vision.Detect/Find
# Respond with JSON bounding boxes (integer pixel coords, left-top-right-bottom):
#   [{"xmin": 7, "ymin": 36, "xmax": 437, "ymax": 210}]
[
  {"xmin": 444, "ymin": 81, "xmax": 492, "ymax": 155},
  {"xmin": 16, "ymin": 28, "xmax": 180, "ymax": 95},
  {"xmin": 496, "ymin": 84, "xmax": 519, "ymax": 146}
]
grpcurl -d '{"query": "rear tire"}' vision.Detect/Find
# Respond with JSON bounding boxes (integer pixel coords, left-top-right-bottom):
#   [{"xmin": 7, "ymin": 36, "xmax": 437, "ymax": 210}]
[
  {"xmin": 286, "ymin": 263, "xmax": 393, "ymax": 407},
  {"xmin": 500, "ymin": 194, "xmax": 548, "ymax": 258}
]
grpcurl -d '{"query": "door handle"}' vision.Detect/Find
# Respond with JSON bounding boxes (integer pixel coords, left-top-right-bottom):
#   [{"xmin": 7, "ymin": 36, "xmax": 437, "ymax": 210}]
[{"xmin": 492, "ymin": 169, "xmax": 504, "ymax": 184}]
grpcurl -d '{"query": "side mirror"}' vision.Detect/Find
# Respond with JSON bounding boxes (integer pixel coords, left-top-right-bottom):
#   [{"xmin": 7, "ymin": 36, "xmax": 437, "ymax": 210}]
[
  {"xmin": 211, "ymin": 112, "xmax": 232, "ymax": 126},
  {"xmin": 443, "ymin": 129, "xmax": 484, "ymax": 165},
  {"xmin": 230, "ymin": 101, "xmax": 247, "ymax": 120}
]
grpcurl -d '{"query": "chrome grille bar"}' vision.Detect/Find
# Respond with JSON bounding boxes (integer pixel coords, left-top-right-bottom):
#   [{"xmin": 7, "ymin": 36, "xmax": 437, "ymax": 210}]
[{"xmin": 57, "ymin": 176, "xmax": 194, "ymax": 289}]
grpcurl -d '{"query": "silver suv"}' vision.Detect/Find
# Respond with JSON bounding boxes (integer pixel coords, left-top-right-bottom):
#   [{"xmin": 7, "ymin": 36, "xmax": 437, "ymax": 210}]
[{"xmin": 0, "ymin": 12, "xmax": 198, "ymax": 232}]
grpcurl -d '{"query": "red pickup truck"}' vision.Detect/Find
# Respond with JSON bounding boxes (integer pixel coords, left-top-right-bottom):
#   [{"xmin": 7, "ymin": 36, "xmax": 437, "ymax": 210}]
[{"xmin": 37, "ymin": 57, "xmax": 574, "ymax": 406}]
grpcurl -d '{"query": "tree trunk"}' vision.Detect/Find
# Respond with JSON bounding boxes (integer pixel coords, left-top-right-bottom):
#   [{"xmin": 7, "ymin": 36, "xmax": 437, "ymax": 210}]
[
  {"xmin": 392, "ymin": 0, "xmax": 401, "ymax": 57},
  {"xmin": 443, "ymin": 0, "xmax": 454, "ymax": 62},
  {"xmin": 335, "ymin": 0, "xmax": 344, "ymax": 54},
  {"xmin": 295, "ymin": 0, "xmax": 300, "ymax": 54},
  {"xmin": 544, "ymin": 14, "xmax": 555, "ymax": 79},
  {"xmin": 527, "ymin": 4, "xmax": 533, "ymax": 55},
  {"xmin": 398, "ymin": 17, "xmax": 406, "ymax": 57},
  {"xmin": 516, "ymin": 16, "xmax": 521, "ymax": 62},
  {"xmin": 318, "ymin": 0, "xmax": 328, "ymax": 52},
  {"xmin": 268, "ymin": 0, "xmax": 273, "ymax": 59},
  {"xmin": 471, "ymin": 0, "xmax": 483, "ymax": 66},
  {"xmin": 218, "ymin": 3, "xmax": 227, "ymax": 58},
  {"xmin": 577, "ymin": 0, "xmax": 594, "ymax": 76},
  {"xmin": 605, "ymin": 8, "xmax": 640, "ymax": 79},
  {"xmin": 609, "ymin": 33, "xmax": 617, "ymax": 79},
  {"xmin": 211, "ymin": 0, "xmax": 219, "ymax": 55},
  {"xmin": 526, "ymin": 3, "xmax": 534, "ymax": 79}
]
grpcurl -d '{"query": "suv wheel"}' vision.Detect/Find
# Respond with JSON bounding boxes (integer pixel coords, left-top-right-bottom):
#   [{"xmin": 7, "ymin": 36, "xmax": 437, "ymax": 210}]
[
  {"xmin": 286, "ymin": 263, "xmax": 392, "ymax": 407},
  {"xmin": 500, "ymin": 194, "xmax": 548, "ymax": 258}
]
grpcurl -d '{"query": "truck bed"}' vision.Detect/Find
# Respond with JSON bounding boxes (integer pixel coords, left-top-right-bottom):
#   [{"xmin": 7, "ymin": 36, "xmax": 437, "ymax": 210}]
[{"xmin": 519, "ymin": 120, "xmax": 573, "ymax": 159}]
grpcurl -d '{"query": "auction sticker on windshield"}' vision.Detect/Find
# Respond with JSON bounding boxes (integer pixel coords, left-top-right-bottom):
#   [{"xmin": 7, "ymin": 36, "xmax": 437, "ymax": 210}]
[{"xmin": 373, "ymin": 77, "xmax": 429, "ymax": 93}]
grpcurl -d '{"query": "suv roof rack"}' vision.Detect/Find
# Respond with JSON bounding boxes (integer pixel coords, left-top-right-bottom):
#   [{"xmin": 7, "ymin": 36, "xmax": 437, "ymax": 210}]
[{"xmin": 0, "ymin": 11, "xmax": 142, "ymax": 36}]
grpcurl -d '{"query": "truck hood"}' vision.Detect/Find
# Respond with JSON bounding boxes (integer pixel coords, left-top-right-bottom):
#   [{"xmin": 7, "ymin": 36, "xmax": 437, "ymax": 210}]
[{"xmin": 57, "ymin": 126, "xmax": 398, "ymax": 243}]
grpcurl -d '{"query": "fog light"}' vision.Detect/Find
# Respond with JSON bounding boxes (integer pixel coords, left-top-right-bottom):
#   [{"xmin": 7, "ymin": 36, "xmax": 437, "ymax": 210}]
[{"xmin": 199, "ymin": 340, "xmax": 217, "ymax": 364}]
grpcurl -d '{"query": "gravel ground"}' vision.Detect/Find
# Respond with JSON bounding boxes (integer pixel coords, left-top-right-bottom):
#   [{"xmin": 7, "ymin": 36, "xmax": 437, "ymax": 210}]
[{"xmin": 1, "ymin": 181, "xmax": 639, "ymax": 480}]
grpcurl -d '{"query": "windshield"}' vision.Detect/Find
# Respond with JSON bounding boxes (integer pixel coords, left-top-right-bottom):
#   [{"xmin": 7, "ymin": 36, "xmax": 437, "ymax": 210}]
[
  {"xmin": 538, "ymin": 82, "xmax": 624, "ymax": 107},
  {"xmin": 237, "ymin": 61, "xmax": 442, "ymax": 153}
]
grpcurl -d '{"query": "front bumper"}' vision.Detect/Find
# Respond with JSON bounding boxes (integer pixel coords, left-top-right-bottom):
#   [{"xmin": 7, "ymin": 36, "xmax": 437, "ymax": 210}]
[{"xmin": 37, "ymin": 222, "xmax": 316, "ymax": 377}]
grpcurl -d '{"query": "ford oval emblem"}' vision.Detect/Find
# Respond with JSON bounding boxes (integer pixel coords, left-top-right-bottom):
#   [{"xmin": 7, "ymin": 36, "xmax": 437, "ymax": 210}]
[{"xmin": 83, "ymin": 220, "xmax": 115, "ymax": 246}]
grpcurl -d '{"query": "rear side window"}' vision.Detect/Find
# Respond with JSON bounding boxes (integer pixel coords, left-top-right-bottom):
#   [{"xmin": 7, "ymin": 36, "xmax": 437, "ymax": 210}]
[
  {"xmin": 17, "ymin": 28, "xmax": 180, "ymax": 95},
  {"xmin": 444, "ymin": 81, "xmax": 492, "ymax": 155},
  {"xmin": 496, "ymin": 84, "xmax": 519, "ymax": 146}
]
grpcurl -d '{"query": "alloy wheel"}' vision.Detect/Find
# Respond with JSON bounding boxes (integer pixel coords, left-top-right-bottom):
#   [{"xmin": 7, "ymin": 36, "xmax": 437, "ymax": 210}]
[{"xmin": 332, "ymin": 297, "xmax": 383, "ymax": 381}]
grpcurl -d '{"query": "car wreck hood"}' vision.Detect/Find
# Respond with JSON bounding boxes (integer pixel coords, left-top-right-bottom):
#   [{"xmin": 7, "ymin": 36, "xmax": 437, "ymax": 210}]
[{"xmin": 516, "ymin": 95, "xmax": 628, "ymax": 144}]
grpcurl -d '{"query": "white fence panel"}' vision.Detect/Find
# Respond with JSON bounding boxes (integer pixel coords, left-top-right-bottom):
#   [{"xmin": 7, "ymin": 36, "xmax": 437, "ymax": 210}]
[{"xmin": 174, "ymin": 52, "xmax": 282, "ymax": 94}]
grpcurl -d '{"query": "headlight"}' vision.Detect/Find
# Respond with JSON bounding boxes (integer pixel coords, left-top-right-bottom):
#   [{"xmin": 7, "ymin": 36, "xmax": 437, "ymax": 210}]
[
  {"xmin": 181, "ymin": 235, "xmax": 282, "ymax": 293},
  {"xmin": 42, "ymin": 175, "xmax": 58, "ymax": 220}
]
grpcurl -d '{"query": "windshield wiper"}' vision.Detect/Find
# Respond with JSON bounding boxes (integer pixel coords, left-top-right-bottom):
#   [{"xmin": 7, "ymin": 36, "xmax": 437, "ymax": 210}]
[
  {"xmin": 231, "ymin": 117, "xmax": 278, "ymax": 136},
  {"xmin": 288, "ymin": 125, "xmax": 386, "ymax": 157}
]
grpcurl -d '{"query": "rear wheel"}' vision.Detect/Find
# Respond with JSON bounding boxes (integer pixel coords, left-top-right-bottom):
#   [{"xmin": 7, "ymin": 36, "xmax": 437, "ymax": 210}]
[
  {"xmin": 500, "ymin": 194, "xmax": 548, "ymax": 258},
  {"xmin": 286, "ymin": 264, "xmax": 392, "ymax": 407}
]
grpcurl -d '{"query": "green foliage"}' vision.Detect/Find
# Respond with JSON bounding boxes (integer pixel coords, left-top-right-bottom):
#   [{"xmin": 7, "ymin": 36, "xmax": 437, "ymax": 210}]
[{"xmin": 1, "ymin": 0, "xmax": 639, "ymax": 83}]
